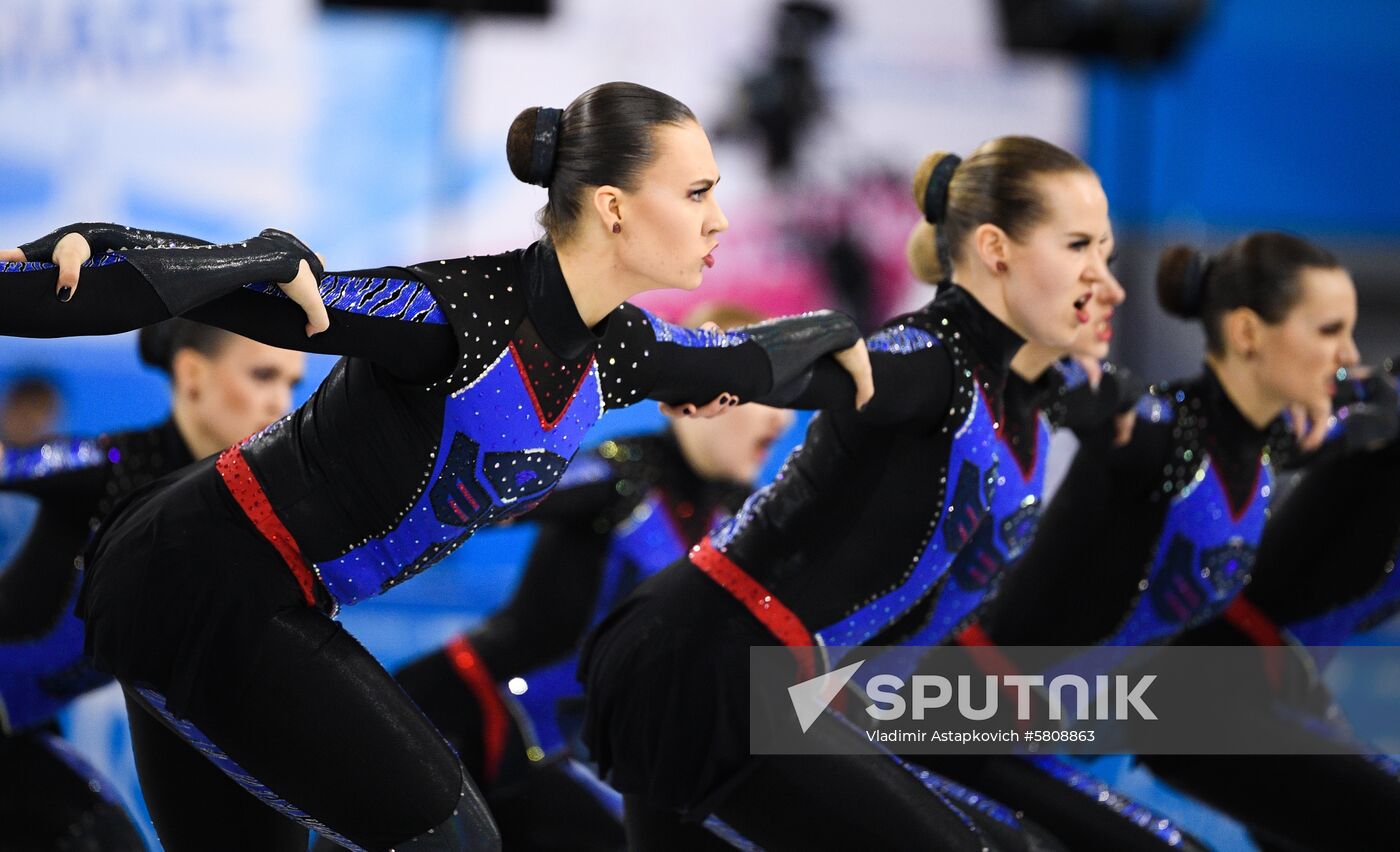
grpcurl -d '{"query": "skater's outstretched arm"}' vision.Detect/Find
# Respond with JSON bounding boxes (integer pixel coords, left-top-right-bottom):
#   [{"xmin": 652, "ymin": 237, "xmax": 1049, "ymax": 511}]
[{"xmin": 1, "ymin": 226, "xmax": 458, "ymax": 382}]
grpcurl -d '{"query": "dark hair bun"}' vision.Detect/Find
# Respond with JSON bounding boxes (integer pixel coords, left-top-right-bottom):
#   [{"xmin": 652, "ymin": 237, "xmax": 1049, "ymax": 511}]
[
  {"xmin": 138, "ymin": 319, "xmax": 233, "ymax": 375},
  {"xmin": 138, "ymin": 321, "xmax": 178, "ymax": 373},
  {"xmin": 1156, "ymin": 244, "xmax": 1210, "ymax": 319},
  {"xmin": 514, "ymin": 83, "xmax": 696, "ymax": 238},
  {"xmin": 506, "ymin": 106, "xmax": 562, "ymax": 187}
]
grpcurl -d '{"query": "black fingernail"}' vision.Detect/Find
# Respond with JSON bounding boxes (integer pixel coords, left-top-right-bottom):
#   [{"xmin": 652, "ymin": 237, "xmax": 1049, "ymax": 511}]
[{"xmin": 57, "ymin": 286, "xmax": 72, "ymax": 302}]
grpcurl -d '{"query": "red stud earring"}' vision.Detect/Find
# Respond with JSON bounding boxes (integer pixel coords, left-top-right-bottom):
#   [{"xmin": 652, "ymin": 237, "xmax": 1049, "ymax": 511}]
[
  {"xmin": 612, "ymin": 222, "xmax": 622, "ymax": 234},
  {"xmin": 996, "ymin": 261, "xmax": 1007, "ymax": 273}
]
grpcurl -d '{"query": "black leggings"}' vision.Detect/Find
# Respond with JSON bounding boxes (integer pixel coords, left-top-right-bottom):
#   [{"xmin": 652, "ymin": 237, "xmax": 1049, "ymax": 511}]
[
  {"xmin": 391, "ymin": 648, "xmax": 625, "ymax": 852},
  {"xmin": 1143, "ymin": 752, "xmax": 1400, "ymax": 852},
  {"xmin": 122, "ymin": 606, "xmax": 498, "ymax": 851},
  {"xmin": 620, "ymin": 708, "xmax": 1067, "ymax": 852},
  {"xmin": 0, "ymin": 728, "xmax": 146, "ymax": 852},
  {"xmin": 917, "ymin": 754, "xmax": 1210, "ymax": 852}
]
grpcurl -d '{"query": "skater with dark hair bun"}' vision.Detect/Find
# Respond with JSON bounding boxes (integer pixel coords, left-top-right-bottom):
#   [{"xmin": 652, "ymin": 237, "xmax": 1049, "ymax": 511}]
[{"xmin": 0, "ymin": 81, "xmax": 872, "ymax": 851}]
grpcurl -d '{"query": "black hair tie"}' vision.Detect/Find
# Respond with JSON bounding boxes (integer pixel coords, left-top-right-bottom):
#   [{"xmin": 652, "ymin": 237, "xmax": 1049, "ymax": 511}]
[
  {"xmin": 922, "ymin": 154, "xmax": 962, "ymax": 224},
  {"xmin": 526, "ymin": 107, "xmax": 563, "ymax": 187}
]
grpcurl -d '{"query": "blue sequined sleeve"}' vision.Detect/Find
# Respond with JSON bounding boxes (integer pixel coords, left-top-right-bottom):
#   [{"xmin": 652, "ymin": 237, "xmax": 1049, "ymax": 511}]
[
  {"xmin": 182, "ymin": 266, "xmax": 460, "ymax": 383},
  {"xmin": 240, "ymin": 273, "xmax": 446, "ymax": 325},
  {"xmin": 0, "ymin": 437, "xmax": 111, "ymax": 500}
]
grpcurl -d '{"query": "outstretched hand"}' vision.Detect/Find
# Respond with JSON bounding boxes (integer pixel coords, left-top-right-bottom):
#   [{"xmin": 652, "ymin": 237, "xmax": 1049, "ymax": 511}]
[
  {"xmin": 660, "ymin": 321, "xmax": 738, "ymax": 419},
  {"xmin": 1287, "ymin": 398, "xmax": 1332, "ymax": 453},
  {"xmin": 0, "ymin": 232, "xmax": 92, "ymax": 302},
  {"xmin": 280, "ymin": 258, "xmax": 331, "ymax": 337},
  {"xmin": 3, "ymin": 235, "xmax": 331, "ymax": 336},
  {"xmin": 836, "ymin": 339, "xmax": 875, "ymax": 411}
]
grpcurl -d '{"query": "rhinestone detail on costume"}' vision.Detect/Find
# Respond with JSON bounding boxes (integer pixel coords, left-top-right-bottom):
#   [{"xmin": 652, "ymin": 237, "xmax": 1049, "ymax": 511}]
[
  {"xmin": 812, "ymin": 325, "xmax": 1002, "ymax": 657},
  {"xmin": 1107, "ymin": 388, "xmax": 1273, "ymax": 646}
]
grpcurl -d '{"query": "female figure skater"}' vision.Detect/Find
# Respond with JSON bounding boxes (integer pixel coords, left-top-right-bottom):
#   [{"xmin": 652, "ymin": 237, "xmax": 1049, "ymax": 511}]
[
  {"xmin": 0, "ymin": 82, "xmax": 872, "ymax": 851},
  {"xmin": 392, "ymin": 304, "xmax": 793, "ymax": 852},
  {"xmin": 0, "ymin": 320, "xmax": 303, "ymax": 851},
  {"xmin": 580, "ymin": 137, "xmax": 1120, "ymax": 851},
  {"xmin": 953, "ymin": 232, "xmax": 1360, "ymax": 850},
  {"xmin": 886, "ymin": 216, "xmax": 1135, "ymax": 652},
  {"xmin": 1143, "ymin": 365, "xmax": 1400, "ymax": 852},
  {"xmin": 1202, "ymin": 361, "xmax": 1400, "ymax": 655},
  {"xmin": 879, "ymin": 244, "xmax": 1217, "ymax": 852},
  {"xmin": 805, "ymin": 208, "xmax": 1210, "ymax": 852},
  {"xmin": 870, "ymin": 222, "xmax": 1189, "ymax": 852},
  {"xmin": 982, "ymin": 232, "xmax": 1358, "ymax": 648}
]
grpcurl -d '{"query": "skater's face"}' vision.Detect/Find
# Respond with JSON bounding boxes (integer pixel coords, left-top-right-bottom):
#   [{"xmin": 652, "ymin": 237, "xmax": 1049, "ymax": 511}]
[
  {"xmin": 675, "ymin": 401, "xmax": 794, "ymax": 485},
  {"xmin": 611, "ymin": 120, "xmax": 729, "ymax": 292},
  {"xmin": 1066, "ymin": 253, "xmax": 1126, "ymax": 361},
  {"xmin": 178, "ymin": 337, "xmax": 304, "ymax": 450},
  {"xmin": 998, "ymin": 171, "xmax": 1116, "ymax": 350},
  {"xmin": 1246, "ymin": 266, "xmax": 1359, "ymax": 411}
]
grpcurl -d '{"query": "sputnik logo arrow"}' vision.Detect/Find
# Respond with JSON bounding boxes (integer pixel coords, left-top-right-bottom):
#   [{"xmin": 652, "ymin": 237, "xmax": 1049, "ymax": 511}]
[{"xmin": 787, "ymin": 660, "xmax": 865, "ymax": 733}]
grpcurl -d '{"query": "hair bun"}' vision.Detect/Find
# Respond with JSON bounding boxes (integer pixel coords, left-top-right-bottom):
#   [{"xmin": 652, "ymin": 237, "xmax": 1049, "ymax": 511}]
[
  {"xmin": 138, "ymin": 321, "xmax": 177, "ymax": 373},
  {"xmin": 506, "ymin": 106, "xmax": 563, "ymax": 188},
  {"xmin": 1156, "ymin": 244, "xmax": 1212, "ymax": 319},
  {"xmin": 905, "ymin": 221, "xmax": 942, "ymax": 285},
  {"xmin": 918, "ymin": 152, "xmax": 963, "ymax": 223}
]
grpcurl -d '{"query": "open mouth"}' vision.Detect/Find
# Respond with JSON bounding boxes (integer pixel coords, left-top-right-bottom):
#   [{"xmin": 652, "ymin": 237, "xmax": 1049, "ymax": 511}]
[
  {"xmin": 1095, "ymin": 309, "xmax": 1115, "ymax": 343},
  {"xmin": 1073, "ymin": 291, "xmax": 1092, "ymax": 324}
]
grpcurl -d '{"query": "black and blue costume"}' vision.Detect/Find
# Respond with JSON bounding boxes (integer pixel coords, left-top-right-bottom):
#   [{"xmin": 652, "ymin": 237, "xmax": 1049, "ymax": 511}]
[
  {"xmin": 980, "ymin": 367, "xmax": 1287, "ymax": 650},
  {"xmin": 887, "ymin": 359, "xmax": 1133, "ymax": 653},
  {"xmin": 882, "ymin": 364, "xmax": 1211, "ymax": 852},
  {"xmin": 965, "ymin": 366, "xmax": 1396, "ymax": 852},
  {"xmin": 0, "ymin": 222, "xmax": 862, "ymax": 852},
  {"xmin": 1144, "ymin": 371, "xmax": 1400, "ymax": 852},
  {"xmin": 0, "ymin": 420, "xmax": 191, "ymax": 851},
  {"xmin": 581, "ymin": 284, "xmax": 1075, "ymax": 852},
  {"xmin": 393, "ymin": 431, "xmax": 749, "ymax": 852}
]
